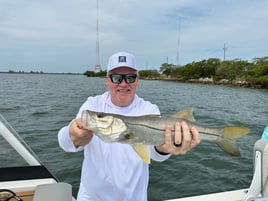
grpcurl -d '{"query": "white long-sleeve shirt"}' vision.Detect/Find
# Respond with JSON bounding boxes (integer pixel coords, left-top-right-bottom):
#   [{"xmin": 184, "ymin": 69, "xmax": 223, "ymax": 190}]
[{"xmin": 58, "ymin": 92, "xmax": 170, "ymax": 201}]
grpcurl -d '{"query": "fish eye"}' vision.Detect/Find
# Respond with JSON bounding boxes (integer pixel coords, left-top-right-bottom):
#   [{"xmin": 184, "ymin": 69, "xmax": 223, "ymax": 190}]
[{"xmin": 97, "ymin": 113, "xmax": 105, "ymax": 118}]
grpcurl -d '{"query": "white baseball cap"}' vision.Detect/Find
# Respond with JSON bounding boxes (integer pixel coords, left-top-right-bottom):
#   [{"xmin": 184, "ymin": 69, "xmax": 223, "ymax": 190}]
[{"xmin": 107, "ymin": 51, "xmax": 137, "ymax": 72}]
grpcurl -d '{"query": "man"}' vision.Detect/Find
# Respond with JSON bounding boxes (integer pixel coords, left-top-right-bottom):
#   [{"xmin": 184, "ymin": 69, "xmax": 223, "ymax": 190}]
[{"xmin": 58, "ymin": 51, "xmax": 200, "ymax": 201}]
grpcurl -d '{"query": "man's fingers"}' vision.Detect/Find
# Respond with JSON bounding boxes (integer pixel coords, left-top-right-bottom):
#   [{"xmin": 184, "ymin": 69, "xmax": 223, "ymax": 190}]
[
  {"xmin": 174, "ymin": 122, "xmax": 182, "ymax": 147},
  {"xmin": 190, "ymin": 127, "xmax": 201, "ymax": 147}
]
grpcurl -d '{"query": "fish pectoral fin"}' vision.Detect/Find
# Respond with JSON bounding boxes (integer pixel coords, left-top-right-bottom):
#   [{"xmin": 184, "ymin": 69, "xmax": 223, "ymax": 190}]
[
  {"xmin": 132, "ymin": 144, "xmax": 151, "ymax": 164},
  {"xmin": 170, "ymin": 108, "xmax": 196, "ymax": 122}
]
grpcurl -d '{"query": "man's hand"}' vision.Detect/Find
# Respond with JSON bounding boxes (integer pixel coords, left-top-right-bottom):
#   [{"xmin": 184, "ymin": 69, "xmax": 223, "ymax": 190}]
[
  {"xmin": 69, "ymin": 118, "xmax": 93, "ymax": 148},
  {"xmin": 155, "ymin": 121, "xmax": 200, "ymax": 155}
]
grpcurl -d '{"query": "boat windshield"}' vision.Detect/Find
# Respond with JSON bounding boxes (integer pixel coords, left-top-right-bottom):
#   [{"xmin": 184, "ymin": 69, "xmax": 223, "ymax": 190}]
[{"xmin": 0, "ymin": 114, "xmax": 41, "ymax": 168}]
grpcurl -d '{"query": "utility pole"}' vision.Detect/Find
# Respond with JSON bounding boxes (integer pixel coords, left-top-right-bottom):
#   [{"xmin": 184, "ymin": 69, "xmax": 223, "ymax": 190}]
[
  {"xmin": 223, "ymin": 43, "xmax": 227, "ymax": 61},
  {"xmin": 94, "ymin": 0, "xmax": 101, "ymax": 72}
]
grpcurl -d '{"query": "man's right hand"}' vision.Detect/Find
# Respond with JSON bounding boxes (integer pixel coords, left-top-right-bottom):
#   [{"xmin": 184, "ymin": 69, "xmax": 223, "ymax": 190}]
[{"xmin": 69, "ymin": 118, "xmax": 93, "ymax": 148}]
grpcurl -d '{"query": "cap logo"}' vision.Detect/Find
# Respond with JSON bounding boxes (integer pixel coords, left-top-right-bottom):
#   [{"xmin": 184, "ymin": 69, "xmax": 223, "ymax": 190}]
[{"xmin": 118, "ymin": 56, "xmax": 126, "ymax": 63}]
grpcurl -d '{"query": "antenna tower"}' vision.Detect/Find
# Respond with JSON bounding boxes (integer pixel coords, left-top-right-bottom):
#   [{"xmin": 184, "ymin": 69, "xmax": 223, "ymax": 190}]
[
  {"xmin": 223, "ymin": 43, "xmax": 227, "ymax": 61},
  {"xmin": 176, "ymin": 19, "xmax": 181, "ymax": 67},
  {"xmin": 94, "ymin": 0, "xmax": 101, "ymax": 72}
]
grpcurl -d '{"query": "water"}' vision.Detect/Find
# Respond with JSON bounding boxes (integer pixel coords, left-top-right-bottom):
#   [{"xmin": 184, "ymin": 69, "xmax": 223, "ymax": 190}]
[{"xmin": 0, "ymin": 73, "xmax": 267, "ymax": 200}]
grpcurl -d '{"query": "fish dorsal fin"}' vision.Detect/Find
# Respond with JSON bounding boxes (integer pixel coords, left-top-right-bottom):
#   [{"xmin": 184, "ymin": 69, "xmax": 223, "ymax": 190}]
[
  {"xmin": 170, "ymin": 108, "xmax": 196, "ymax": 122},
  {"xmin": 132, "ymin": 144, "xmax": 150, "ymax": 164}
]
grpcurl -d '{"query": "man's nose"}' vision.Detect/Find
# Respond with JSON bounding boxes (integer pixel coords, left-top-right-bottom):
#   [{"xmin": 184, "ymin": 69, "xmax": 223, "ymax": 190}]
[{"xmin": 119, "ymin": 78, "xmax": 129, "ymax": 85}]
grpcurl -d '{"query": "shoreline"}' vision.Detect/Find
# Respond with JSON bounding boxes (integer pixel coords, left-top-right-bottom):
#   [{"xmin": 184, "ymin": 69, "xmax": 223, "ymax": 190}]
[
  {"xmin": 141, "ymin": 77, "xmax": 267, "ymax": 89},
  {"xmin": 1, "ymin": 72, "xmax": 266, "ymax": 89}
]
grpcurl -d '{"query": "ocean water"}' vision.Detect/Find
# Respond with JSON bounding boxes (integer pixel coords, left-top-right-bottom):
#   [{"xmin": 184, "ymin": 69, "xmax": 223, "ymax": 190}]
[{"xmin": 0, "ymin": 73, "xmax": 267, "ymax": 200}]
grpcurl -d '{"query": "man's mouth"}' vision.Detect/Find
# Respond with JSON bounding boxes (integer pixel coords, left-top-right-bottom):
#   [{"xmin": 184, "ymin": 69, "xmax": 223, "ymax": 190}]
[{"xmin": 116, "ymin": 88, "xmax": 130, "ymax": 92}]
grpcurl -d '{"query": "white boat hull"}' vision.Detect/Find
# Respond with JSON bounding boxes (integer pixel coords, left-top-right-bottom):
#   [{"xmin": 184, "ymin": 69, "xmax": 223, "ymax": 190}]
[{"xmin": 166, "ymin": 189, "xmax": 248, "ymax": 201}]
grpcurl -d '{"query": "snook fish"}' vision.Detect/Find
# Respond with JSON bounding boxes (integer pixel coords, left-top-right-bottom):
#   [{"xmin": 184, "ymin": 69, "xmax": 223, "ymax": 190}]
[{"xmin": 81, "ymin": 109, "xmax": 250, "ymax": 163}]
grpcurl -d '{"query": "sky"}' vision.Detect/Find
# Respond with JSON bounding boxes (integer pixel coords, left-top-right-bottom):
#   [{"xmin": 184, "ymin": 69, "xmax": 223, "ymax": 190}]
[{"xmin": 0, "ymin": 0, "xmax": 268, "ymax": 73}]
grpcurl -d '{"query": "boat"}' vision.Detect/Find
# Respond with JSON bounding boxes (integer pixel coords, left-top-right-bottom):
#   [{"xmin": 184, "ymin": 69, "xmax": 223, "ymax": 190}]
[
  {"xmin": 166, "ymin": 139, "xmax": 268, "ymax": 201},
  {"xmin": 0, "ymin": 114, "xmax": 75, "ymax": 201},
  {"xmin": 1, "ymin": 112, "xmax": 268, "ymax": 201}
]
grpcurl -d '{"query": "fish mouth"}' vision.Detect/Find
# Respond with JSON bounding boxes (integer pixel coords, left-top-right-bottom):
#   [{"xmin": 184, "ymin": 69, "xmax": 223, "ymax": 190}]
[
  {"xmin": 81, "ymin": 111, "xmax": 97, "ymax": 129},
  {"xmin": 88, "ymin": 116, "xmax": 97, "ymax": 127}
]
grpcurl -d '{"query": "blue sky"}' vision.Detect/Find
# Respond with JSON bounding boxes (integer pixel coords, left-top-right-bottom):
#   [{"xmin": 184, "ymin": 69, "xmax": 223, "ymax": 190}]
[{"xmin": 0, "ymin": 0, "xmax": 268, "ymax": 73}]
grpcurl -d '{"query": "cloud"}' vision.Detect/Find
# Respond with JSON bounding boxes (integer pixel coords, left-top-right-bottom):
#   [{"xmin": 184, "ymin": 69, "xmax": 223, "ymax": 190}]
[{"xmin": 0, "ymin": 0, "xmax": 267, "ymax": 72}]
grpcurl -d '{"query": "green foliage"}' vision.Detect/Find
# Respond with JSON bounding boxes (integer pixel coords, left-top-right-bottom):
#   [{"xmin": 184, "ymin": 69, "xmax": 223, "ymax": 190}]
[
  {"xmin": 214, "ymin": 59, "xmax": 251, "ymax": 81},
  {"xmin": 84, "ymin": 71, "xmax": 95, "ymax": 77},
  {"xmin": 96, "ymin": 70, "xmax": 107, "ymax": 77},
  {"xmin": 252, "ymin": 56, "xmax": 268, "ymax": 65},
  {"xmin": 244, "ymin": 61, "xmax": 268, "ymax": 87},
  {"xmin": 246, "ymin": 62, "xmax": 268, "ymax": 77},
  {"xmin": 84, "ymin": 70, "xmax": 107, "ymax": 77},
  {"xmin": 159, "ymin": 63, "xmax": 177, "ymax": 76},
  {"xmin": 248, "ymin": 76, "xmax": 268, "ymax": 87},
  {"xmin": 83, "ymin": 56, "xmax": 268, "ymax": 88},
  {"xmin": 139, "ymin": 70, "xmax": 160, "ymax": 78},
  {"xmin": 180, "ymin": 58, "xmax": 220, "ymax": 79}
]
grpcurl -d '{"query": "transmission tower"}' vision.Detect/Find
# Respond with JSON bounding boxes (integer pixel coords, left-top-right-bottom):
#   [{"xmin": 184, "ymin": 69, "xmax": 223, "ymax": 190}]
[
  {"xmin": 223, "ymin": 43, "xmax": 227, "ymax": 61},
  {"xmin": 94, "ymin": 0, "xmax": 101, "ymax": 72},
  {"xmin": 176, "ymin": 19, "xmax": 181, "ymax": 67}
]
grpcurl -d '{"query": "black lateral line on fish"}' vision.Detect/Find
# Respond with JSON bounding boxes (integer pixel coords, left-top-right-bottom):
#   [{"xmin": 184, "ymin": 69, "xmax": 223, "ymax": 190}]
[
  {"xmin": 199, "ymin": 131, "xmax": 223, "ymax": 137},
  {"xmin": 127, "ymin": 122, "xmax": 222, "ymax": 138}
]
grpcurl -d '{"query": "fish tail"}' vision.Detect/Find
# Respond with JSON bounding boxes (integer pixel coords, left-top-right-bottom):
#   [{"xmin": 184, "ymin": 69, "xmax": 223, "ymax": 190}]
[
  {"xmin": 216, "ymin": 126, "xmax": 250, "ymax": 156},
  {"xmin": 223, "ymin": 126, "xmax": 250, "ymax": 139}
]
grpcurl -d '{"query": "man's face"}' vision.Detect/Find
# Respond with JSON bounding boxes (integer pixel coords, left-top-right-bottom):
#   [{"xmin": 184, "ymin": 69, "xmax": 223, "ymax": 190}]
[{"xmin": 106, "ymin": 67, "xmax": 139, "ymax": 107}]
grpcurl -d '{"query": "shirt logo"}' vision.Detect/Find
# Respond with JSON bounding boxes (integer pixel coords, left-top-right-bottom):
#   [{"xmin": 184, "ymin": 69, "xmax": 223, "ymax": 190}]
[{"xmin": 118, "ymin": 56, "xmax": 126, "ymax": 63}]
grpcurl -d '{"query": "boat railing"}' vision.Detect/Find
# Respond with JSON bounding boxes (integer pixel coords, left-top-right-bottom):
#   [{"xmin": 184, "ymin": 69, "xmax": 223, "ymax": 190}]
[
  {"xmin": 244, "ymin": 140, "xmax": 268, "ymax": 201},
  {"xmin": 0, "ymin": 114, "xmax": 41, "ymax": 166}
]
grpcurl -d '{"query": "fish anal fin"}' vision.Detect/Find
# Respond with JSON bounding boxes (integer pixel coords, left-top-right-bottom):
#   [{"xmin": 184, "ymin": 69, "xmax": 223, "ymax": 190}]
[
  {"xmin": 170, "ymin": 108, "xmax": 196, "ymax": 122},
  {"xmin": 132, "ymin": 144, "xmax": 150, "ymax": 164}
]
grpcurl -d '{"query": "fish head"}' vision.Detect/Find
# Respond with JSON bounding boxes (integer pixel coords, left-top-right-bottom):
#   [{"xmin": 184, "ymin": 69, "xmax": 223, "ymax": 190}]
[{"xmin": 81, "ymin": 110, "xmax": 127, "ymax": 142}]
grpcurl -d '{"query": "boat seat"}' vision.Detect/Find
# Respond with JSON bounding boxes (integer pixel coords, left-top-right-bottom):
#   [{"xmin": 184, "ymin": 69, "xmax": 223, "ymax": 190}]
[
  {"xmin": 33, "ymin": 182, "xmax": 72, "ymax": 201},
  {"xmin": 244, "ymin": 140, "xmax": 268, "ymax": 201}
]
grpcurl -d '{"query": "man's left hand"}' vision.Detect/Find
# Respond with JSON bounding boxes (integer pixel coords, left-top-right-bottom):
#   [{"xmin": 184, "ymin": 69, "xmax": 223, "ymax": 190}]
[{"xmin": 155, "ymin": 121, "xmax": 200, "ymax": 155}]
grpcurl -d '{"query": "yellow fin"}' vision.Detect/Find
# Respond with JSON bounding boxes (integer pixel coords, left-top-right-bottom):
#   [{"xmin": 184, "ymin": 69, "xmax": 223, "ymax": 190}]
[
  {"xmin": 216, "ymin": 138, "xmax": 240, "ymax": 156},
  {"xmin": 170, "ymin": 108, "xmax": 196, "ymax": 122},
  {"xmin": 223, "ymin": 126, "xmax": 250, "ymax": 139},
  {"xmin": 216, "ymin": 126, "xmax": 250, "ymax": 156},
  {"xmin": 132, "ymin": 144, "xmax": 150, "ymax": 164}
]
